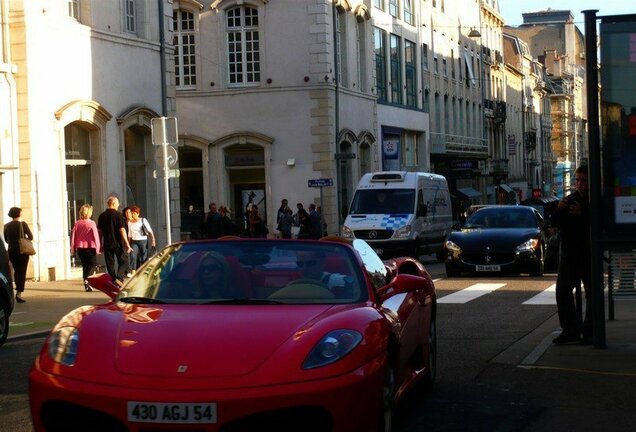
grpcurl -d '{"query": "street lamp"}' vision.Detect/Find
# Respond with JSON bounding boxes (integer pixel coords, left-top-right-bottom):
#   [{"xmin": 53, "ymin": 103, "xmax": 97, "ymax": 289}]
[{"xmin": 469, "ymin": 23, "xmax": 487, "ymax": 202}]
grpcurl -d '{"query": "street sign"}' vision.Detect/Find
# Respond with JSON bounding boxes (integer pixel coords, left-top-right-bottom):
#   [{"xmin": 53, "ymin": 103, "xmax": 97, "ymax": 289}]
[
  {"xmin": 308, "ymin": 178, "xmax": 333, "ymax": 188},
  {"xmin": 155, "ymin": 145, "xmax": 178, "ymax": 168},
  {"xmin": 151, "ymin": 117, "xmax": 178, "ymax": 145},
  {"xmin": 334, "ymin": 152, "xmax": 356, "ymax": 160}
]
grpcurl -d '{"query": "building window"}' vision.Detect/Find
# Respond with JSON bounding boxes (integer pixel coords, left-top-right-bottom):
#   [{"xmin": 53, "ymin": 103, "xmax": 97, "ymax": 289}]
[
  {"xmin": 390, "ymin": 34, "xmax": 402, "ymax": 104},
  {"xmin": 405, "ymin": 39, "xmax": 416, "ymax": 107},
  {"xmin": 422, "ymin": 43, "xmax": 429, "ymax": 70},
  {"xmin": 124, "ymin": 0, "xmax": 136, "ymax": 34},
  {"xmin": 433, "ymin": 55, "xmax": 438, "ymax": 75},
  {"xmin": 336, "ymin": 11, "xmax": 347, "ymax": 87},
  {"xmin": 373, "ymin": 0, "xmax": 384, "ymax": 11},
  {"xmin": 124, "ymin": 128, "xmax": 149, "ymax": 211},
  {"xmin": 451, "ymin": 49, "xmax": 455, "ymax": 79},
  {"xmin": 404, "ymin": 0, "xmax": 414, "ymax": 25},
  {"xmin": 68, "ymin": 0, "xmax": 80, "ymax": 20},
  {"xmin": 227, "ymin": 6, "xmax": 261, "ymax": 86},
  {"xmin": 173, "ymin": 10, "xmax": 197, "ymax": 88},
  {"xmin": 373, "ymin": 27, "xmax": 387, "ymax": 103},
  {"xmin": 389, "ymin": 0, "xmax": 398, "ymax": 18},
  {"xmin": 442, "ymin": 58, "xmax": 447, "ymax": 77},
  {"xmin": 356, "ymin": 22, "xmax": 367, "ymax": 92}
]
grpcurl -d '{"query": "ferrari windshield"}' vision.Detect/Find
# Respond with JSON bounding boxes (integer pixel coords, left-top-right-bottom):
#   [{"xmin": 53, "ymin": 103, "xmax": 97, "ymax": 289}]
[
  {"xmin": 118, "ymin": 240, "xmax": 368, "ymax": 305},
  {"xmin": 349, "ymin": 189, "xmax": 415, "ymax": 214}
]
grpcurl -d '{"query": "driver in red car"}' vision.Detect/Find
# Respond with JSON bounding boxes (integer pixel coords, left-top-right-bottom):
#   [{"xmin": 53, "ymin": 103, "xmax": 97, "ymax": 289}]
[{"xmin": 296, "ymin": 250, "xmax": 354, "ymax": 298}]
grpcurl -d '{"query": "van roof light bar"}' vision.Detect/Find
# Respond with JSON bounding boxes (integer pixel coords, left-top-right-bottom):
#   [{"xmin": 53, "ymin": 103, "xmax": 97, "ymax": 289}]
[{"xmin": 370, "ymin": 172, "xmax": 407, "ymax": 182}]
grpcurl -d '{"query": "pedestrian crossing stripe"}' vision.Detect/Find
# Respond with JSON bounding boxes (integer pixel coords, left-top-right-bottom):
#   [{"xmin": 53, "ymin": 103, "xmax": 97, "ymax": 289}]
[
  {"xmin": 522, "ymin": 284, "xmax": 556, "ymax": 305},
  {"xmin": 435, "ymin": 282, "xmax": 556, "ymax": 305},
  {"xmin": 437, "ymin": 283, "xmax": 506, "ymax": 304}
]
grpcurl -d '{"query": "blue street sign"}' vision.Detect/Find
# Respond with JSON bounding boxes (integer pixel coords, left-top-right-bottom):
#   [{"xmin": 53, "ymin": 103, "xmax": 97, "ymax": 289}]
[{"xmin": 308, "ymin": 178, "xmax": 334, "ymax": 188}]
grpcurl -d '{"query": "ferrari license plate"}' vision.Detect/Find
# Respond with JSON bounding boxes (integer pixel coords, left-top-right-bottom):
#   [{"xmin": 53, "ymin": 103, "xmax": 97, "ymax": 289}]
[
  {"xmin": 476, "ymin": 265, "xmax": 501, "ymax": 272},
  {"xmin": 127, "ymin": 402, "xmax": 217, "ymax": 424}
]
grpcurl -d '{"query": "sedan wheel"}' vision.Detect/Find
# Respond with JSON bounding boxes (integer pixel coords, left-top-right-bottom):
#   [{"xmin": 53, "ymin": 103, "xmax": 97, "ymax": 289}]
[
  {"xmin": 0, "ymin": 297, "xmax": 9, "ymax": 347},
  {"xmin": 445, "ymin": 264, "xmax": 460, "ymax": 277}
]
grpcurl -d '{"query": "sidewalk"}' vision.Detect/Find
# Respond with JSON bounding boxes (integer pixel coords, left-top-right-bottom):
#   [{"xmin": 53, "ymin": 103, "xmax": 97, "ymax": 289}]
[{"xmin": 7, "ymin": 279, "xmax": 636, "ymax": 375}]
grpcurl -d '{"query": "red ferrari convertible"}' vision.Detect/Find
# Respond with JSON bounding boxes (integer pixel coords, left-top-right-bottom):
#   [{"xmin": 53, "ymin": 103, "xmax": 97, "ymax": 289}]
[{"xmin": 29, "ymin": 237, "xmax": 437, "ymax": 432}]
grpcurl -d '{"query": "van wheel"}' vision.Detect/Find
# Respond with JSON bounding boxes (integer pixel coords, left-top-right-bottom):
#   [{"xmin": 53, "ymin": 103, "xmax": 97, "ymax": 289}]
[{"xmin": 411, "ymin": 241, "xmax": 421, "ymax": 260}]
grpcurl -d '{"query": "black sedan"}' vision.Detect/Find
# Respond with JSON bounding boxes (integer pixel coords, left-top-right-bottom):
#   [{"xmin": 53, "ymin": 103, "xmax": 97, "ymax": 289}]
[{"xmin": 444, "ymin": 205, "xmax": 545, "ymax": 277}]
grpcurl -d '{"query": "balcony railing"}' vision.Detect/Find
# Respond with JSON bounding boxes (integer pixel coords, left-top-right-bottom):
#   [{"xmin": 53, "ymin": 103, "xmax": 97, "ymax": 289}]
[{"xmin": 430, "ymin": 132, "xmax": 488, "ymax": 156}]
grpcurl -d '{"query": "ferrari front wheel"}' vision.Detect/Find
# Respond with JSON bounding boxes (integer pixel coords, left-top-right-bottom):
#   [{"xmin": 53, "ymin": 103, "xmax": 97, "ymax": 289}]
[
  {"xmin": 379, "ymin": 362, "xmax": 396, "ymax": 432},
  {"xmin": 423, "ymin": 316, "xmax": 437, "ymax": 388}
]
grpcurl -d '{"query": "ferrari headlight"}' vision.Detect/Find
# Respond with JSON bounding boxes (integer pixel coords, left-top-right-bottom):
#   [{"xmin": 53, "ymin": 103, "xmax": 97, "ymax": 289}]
[
  {"xmin": 516, "ymin": 238, "xmax": 539, "ymax": 253},
  {"xmin": 342, "ymin": 225, "xmax": 354, "ymax": 239},
  {"xmin": 302, "ymin": 329, "xmax": 363, "ymax": 369},
  {"xmin": 445, "ymin": 240, "xmax": 462, "ymax": 253},
  {"xmin": 48, "ymin": 327, "xmax": 79, "ymax": 366},
  {"xmin": 394, "ymin": 225, "xmax": 411, "ymax": 239}
]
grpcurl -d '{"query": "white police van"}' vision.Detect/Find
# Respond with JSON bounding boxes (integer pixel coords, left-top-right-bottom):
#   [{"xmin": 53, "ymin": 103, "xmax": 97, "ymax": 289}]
[{"xmin": 342, "ymin": 171, "xmax": 452, "ymax": 260}]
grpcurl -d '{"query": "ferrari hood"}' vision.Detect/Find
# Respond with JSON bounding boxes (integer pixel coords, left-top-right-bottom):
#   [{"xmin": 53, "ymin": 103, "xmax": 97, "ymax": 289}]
[
  {"xmin": 113, "ymin": 304, "xmax": 331, "ymax": 378},
  {"xmin": 449, "ymin": 228, "xmax": 539, "ymax": 252}
]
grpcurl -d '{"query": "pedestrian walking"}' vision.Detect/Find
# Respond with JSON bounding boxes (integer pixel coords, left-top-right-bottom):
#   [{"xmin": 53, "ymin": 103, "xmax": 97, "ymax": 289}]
[
  {"xmin": 203, "ymin": 202, "xmax": 222, "ymax": 239},
  {"xmin": 278, "ymin": 206, "xmax": 294, "ymax": 239},
  {"xmin": 297, "ymin": 208, "xmax": 312, "ymax": 239},
  {"xmin": 97, "ymin": 196, "xmax": 132, "ymax": 285},
  {"xmin": 276, "ymin": 198, "xmax": 288, "ymax": 235},
  {"xmin": 218, "ymin": 206, "xmax": 237, "ymax": 237},
  {"xmin": 127, "ymin": 205, "xmax": 155, "ymax": 271},
  {"xmin": 248, "ymin": 204, "xmax": 267, "ymax": 238},
  {"xmin": 308, "ymin": 203, "xmax": 322, "ymax": 239},
  {"xmin": 3, "ymin": 207, "xmax": 33, "ymax": 302},
  {"xmin": 70, "ymin": 204, "xmax": 101, "ymax": 292},
  {"xmin": 549, "ymin": 165, "xmax": 592, "ymax": 345}
]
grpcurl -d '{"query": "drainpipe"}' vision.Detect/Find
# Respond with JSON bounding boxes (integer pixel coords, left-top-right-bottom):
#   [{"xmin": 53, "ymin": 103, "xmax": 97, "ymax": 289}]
[
  {"xmin": 158, "ymin": 0, "xmax": 167, "ymax": 116},
  {"xmin": 332, "ymin": 2, "xmax": 341, "ymax": 227}
]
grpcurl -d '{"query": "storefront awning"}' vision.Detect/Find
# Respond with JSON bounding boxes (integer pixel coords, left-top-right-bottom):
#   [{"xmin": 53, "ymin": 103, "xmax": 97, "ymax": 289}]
[
  {"xmin": 456, "ymin": 187, "xmax": 482, "ymax": 199},
  {"xmin": 498, "ymin": 184, "xmax": 514, "ymax": 194}
]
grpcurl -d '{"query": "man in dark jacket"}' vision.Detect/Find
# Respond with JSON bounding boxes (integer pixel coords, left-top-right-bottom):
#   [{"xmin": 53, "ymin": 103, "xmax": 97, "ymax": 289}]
[
  {"xmin": 203, "ymin": 202, "xmax": 222, "ymax": 239},
  {"xmin": 97, "ymin": 196, "xmax": 132, "ymax": 285},
  {"xmin": 549, "ymin": 166, "xmax": 591, "ymax": 345}
]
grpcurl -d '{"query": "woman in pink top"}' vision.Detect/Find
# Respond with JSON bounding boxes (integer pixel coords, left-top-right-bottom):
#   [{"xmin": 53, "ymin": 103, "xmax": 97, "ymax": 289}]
[{"xmin": 71, "ymin": 204, "xmax": 101, "ymax": 291}]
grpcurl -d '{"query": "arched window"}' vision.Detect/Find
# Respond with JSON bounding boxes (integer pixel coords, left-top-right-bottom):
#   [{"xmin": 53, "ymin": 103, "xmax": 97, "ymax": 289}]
[{"xmin": 226, "ymin": 6, "xmax": 261, "ymax": 86}]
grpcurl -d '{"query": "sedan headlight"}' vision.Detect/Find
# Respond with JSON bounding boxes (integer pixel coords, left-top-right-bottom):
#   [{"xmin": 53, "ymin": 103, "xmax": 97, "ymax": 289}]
[
  {"xmin": 302, "ymin": 329, "xmax": 363, "ymax": 369},
  {"xmin": 342, "ymin": 225, "xmax": 354, "ymax": 239},
  {"xmin": 393, "ymin": 225, "xmax": 412, "ymax": 239},
  {"xmin": 516, "ymin": 238, "xmax": 539, "ymax": 253},
  {"xmin": 48, "ymin": 327, "xmax": 79, "ymax": 366},
  {"xmin": 445, "ymin": 240, "xmax": 462, "ymax": 253}
]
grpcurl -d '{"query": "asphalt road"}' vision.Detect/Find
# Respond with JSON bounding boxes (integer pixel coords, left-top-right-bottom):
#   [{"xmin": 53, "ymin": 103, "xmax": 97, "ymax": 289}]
[{"xmin": 3, "ymin": 268, "xmax": 635, "ymax": 431}]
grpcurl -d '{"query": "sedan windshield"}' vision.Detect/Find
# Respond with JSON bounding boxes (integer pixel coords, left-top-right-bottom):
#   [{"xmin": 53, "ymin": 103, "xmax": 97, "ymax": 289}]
[
  {"xmin": 465, "ymin": 208, "xmax": 539, "ymax": 229},
  {"xmin": 118, "ymin": 240, "xmax": 368, "ymax": 305}
]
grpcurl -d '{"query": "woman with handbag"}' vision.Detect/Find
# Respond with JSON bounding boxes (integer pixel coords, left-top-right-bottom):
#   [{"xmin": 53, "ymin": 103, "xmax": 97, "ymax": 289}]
[
  {"xmin": 70, "ymin": 204, "xmax": 101, "ymax": 292},
  {"xmin": 3, "ymin": 207, "xmax": 34, "ymax": 303},
  {"xmin": 127, "ymin": 206, "xmax": 155, "ymax": 272}
]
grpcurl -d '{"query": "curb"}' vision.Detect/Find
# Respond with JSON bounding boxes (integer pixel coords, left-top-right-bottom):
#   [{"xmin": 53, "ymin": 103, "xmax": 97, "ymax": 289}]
[{"xmin": 7, "ymin": 329, "xmax": 51, "ymax": 343}]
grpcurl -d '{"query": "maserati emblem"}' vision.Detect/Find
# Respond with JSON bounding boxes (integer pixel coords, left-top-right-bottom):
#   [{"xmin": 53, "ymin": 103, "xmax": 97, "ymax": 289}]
[
  {"xmin": 369, "ymin": 230, "xmax": 378, "ymax": 239},
  {"xmin": 177, "ymin": 365, "xmax": 188, "ymax": 373},
  {"xmin": 484, "ymin": 254, "xmax": 491, "ymax": 264}
]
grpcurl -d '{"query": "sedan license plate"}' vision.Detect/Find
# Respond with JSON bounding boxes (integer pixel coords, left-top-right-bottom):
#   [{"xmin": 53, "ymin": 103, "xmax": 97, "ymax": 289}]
[
  {"xmin": 476, "ymin": 265, "xmax": 501, "ymax": 272},
  {"xmin": 127, "ymin": 402, "xmax": 217, "ymax": 424}
]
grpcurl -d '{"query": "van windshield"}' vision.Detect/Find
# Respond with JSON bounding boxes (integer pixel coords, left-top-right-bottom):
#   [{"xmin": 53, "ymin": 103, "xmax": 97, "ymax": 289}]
[{"xmin": 349, "ymin": 189, "xmax": 415, "ymax": 215}]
